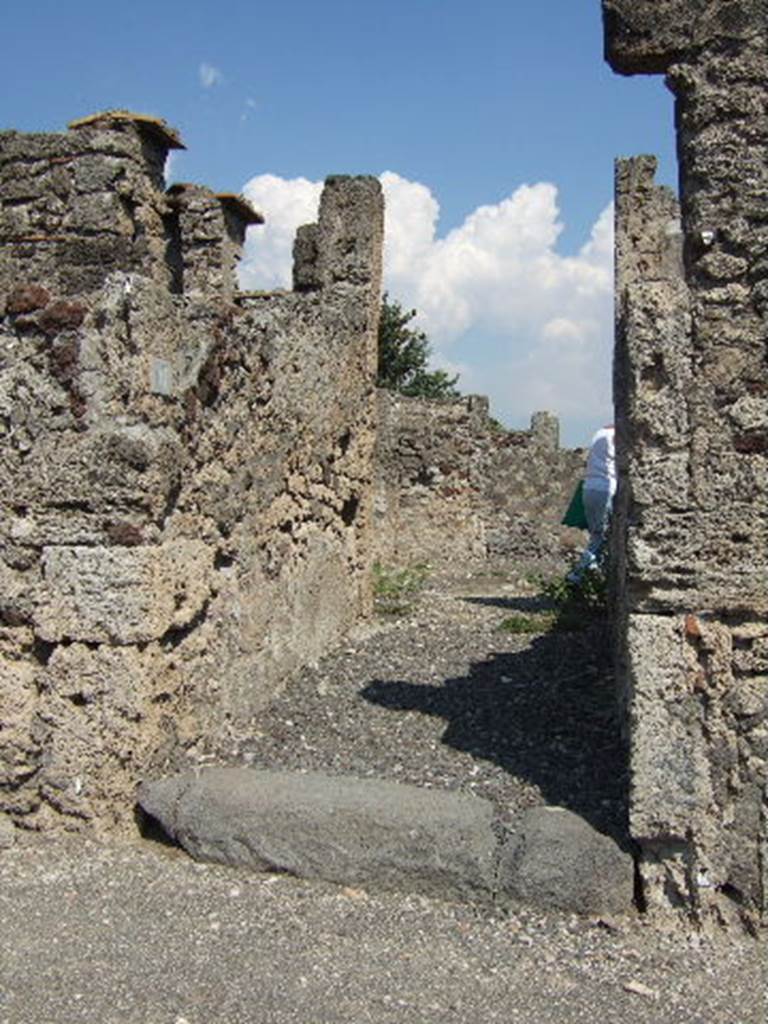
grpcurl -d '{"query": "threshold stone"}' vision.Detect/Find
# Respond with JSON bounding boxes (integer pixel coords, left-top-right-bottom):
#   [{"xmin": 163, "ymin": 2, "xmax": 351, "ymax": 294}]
[
  {"xmin": 138, "ymin": 768, "xmax": 498, "ymax": 902},
  {"xmin": 138, "ymin": 768, "xmax": 635, "ymax": 914}
]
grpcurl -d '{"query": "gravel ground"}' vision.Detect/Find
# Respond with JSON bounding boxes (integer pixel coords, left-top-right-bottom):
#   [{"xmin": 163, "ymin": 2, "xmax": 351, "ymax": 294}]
[
  {"xmin": 0, "ymin": 835, "xmax": 763, "ymax": 1024},
  {"xmin": 226, "ymin": 567, "xmax": 628, "ymax": 843},
  {"xmin": 1, "ymin": 566, "xmax": 765, "ymax": 1023}
]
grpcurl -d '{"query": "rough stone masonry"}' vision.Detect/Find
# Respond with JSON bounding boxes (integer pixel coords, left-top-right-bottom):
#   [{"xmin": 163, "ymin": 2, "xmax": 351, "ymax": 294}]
[
  {"xmin": 373, "ymin": 394, "xmax": 585, "ymax": 570},
  {"xmin": 0, "ymin": 111, "xmax": 384, "ymax": 832},
  {"xmin": 604, "ymin": 0, "xmax": 768, "ymax": 927},
  {"xmin": 0, "ymin": 110, "xmax": 585, "ymax": 842}
]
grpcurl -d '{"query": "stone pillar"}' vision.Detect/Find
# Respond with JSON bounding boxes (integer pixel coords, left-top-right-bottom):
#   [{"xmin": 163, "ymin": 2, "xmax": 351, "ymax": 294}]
[
  {"xmin": 604, "ymin": 0, "xmax": 768, "ymax": 928},
  {"xmin": 292, "ymin": 174, "xmax": 384, "ymax": 381},
  {"xmin": 467, "ymin": 395, "xmax": 490, "ymax": 430},
  {"xmin": 530, "ymin": 411, "xmax": 559, "ymax": 451},
  {"xmin": 0, "ymin": 111, "xmax": 185, "ymax": 301},
  {"xmin": 166, "ymin": 185, "xmax": 263, "ymax": 299},
  {"xmin": 292, "ymin": 176, "xmax": 384, "ymax": 293},
  {"xmin": 293, "ymin": 224, "xmax": 322, "ymax": 292}
]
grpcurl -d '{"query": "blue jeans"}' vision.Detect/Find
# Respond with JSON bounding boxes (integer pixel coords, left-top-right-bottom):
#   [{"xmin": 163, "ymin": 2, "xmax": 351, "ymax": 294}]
[{"xmin": 569, "ymin": 485, "xmax": 614, "ymax": 581}]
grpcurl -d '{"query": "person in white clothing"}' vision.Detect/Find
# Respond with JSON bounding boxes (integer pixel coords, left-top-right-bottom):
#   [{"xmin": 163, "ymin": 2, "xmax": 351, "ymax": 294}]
[{"xmin": 568, "ymin": 425, "xmax": 616, "ymax": 583}]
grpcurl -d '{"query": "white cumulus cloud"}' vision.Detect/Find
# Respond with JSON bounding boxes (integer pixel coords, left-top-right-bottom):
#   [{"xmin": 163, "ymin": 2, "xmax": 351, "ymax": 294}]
[
  {"xmin": 237, "ymin": 171, "xmax": 614, "ymax": 444},
  {"xmin": 163, "ymin": 151, "xmax": 180, "ymax": 187},
  {"xmin": 239, "ymin": 174, "xmax": 324, "ymax": 290},
  {"xmin": 199, "ymin": 62, "xmax": 223, "ymax": 88}
]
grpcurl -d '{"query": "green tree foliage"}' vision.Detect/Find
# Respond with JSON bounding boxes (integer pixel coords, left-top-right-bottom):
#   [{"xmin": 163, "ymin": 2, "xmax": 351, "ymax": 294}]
[{"xmin": 377, "ymin": 293, "xmax": 460, "ymax": 399}]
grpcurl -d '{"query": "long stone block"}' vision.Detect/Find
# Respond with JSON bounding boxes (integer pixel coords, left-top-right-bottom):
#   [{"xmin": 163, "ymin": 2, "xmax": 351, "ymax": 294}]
[
  {"xmin": 138, "ymin": 768, "xmax": 498, "ymax": 902},
  {"xmin": 603, "ymin": 0, "xmax": 767, "ymax": 75},
  {"xmin": 625, "ymin": 613, "xmax": 708, "ymax": 841}
]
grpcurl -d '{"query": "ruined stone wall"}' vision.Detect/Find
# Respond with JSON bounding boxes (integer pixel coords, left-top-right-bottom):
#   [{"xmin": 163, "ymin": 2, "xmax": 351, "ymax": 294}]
[
  {"xmin": 374, "ymin": 392, "xmax": 585, "ymax": 572},
  {"xmin": 0, "ymin": 112, "xmax": 383, "ymax": 833},
  {"xmin": 604, "ymin": 1, "xmax": 768, "ymax": 926}
]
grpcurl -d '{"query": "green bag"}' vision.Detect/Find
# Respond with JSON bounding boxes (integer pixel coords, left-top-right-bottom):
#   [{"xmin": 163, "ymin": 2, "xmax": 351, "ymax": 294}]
[{"xmin": 562, "ymin": 480, "xmax": 588, "ymax": 529}]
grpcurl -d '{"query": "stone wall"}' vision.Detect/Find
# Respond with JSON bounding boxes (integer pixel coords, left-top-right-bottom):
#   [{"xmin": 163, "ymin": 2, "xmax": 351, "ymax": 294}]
[
  {"xmin": 374, "ymin": 391, "xmax": 585, "ymax": 572},
  {"xmin": 0, "ymin": 112, "xmax": 383, "ymax": 833},
  {"xmin": 604, "ymin": 1, "xmax": 768, "ymax": 927}
]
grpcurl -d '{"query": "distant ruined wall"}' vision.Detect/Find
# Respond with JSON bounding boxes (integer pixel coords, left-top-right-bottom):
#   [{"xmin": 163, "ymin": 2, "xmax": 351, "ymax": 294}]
[
  {"xmin": 604, "ymin": 1, "xmax": 768, "ymax": 926},
  {"xmin": 0, "ymin": 112, "xmax": 383, "ymax": 833},
  {"xmin": 374, "ymin": 392, "xmax": 585, "ymax": 570}
]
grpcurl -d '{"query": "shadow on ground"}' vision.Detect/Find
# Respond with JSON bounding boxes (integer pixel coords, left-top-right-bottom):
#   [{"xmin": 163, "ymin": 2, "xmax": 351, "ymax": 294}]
[
  {"xmin": 361, "ymin": 619, "xmax": 629, "ymax": 846},
  {"xmin": 462, "ymin": 595, "xmax": 555, "ymax": 612}
]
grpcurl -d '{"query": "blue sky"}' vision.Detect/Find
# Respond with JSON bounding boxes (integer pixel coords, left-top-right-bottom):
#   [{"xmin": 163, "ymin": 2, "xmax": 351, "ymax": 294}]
[{"xmin": 3, "ymin": 1, "xmax": 677, "ymax": 445}]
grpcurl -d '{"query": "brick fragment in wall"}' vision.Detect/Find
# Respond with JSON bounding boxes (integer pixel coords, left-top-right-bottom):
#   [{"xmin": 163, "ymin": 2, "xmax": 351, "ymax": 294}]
[{"xmin": 4, "ymin": 283, "xmax": 51, "ymax": 316}]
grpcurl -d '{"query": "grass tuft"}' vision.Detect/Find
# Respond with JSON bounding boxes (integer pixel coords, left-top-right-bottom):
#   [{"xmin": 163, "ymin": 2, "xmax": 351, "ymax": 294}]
[
  {"xmin": 509, "ymin": 567, "xmax": 608, "ymax": 634},
  {"xmin": 373, "ymin": 562, "xmax": 431, "ymax": 616},
  {"xmin": 498, "ymin": 612, "xmax": 557, "ymax": 634}
]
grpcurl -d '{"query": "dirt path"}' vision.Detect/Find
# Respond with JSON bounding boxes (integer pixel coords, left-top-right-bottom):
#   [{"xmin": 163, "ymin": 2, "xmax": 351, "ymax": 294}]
[
  {"xmin": 225, "ymin": 567, "xmax": 628, "ymax": 844},
  {"xmin": 0, "ymin": 830, "xmax": 763, "ymax": 1024}
]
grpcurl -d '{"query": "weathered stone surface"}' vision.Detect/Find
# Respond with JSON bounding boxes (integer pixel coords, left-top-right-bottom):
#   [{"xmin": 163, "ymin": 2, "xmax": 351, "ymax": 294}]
[
  {"xmin": 374, "ymin": 393, "xmax": 585, "ymax": 570},
  {"xmin": 497, "ymin": 806, "xmax": 635, "ymax": 916},
  {"xmin": 25, "ymin": 645, "xmax": 155, "ymax": 826},
  {"xmin": 603, "ymin": 0, "xmax": 767, "ymax": 75},
  {"xmin": 292, "ymin": 223, "xmax": 321, "ymax": 291},
  {"xmin": 0, "ymin": 115, "xmax": 384, "ymax": 833},
  {"xmin": 34, "ymin": 541, "xmax": 213, "ymax": 644},
  {"xmin": 625, "ymin": 614, "xmax": 706, "ymax": 840},
  {"xmin": 313, "ymin": 176, "xmax": 385, "ymax": 289},
  {"xmin": 0, "ymin": 627, "xmax": 40, "ymax": 814},
  {"xmin": 0, "ymin": 815, "xmax": 15, "ymax": 849},
  {"xmin": 622, "ymin": 610, "xmax": 768, "ymax": 918},
  {"xmin": 0, "ymin": 120, "xmax": 173, "ymax": 296},
  {"xmin": 166, "ymin": 184, "xmax": 257, "ymax": 300},
  {"xmin": 606, "ymin": 0, "xmax": 768, "ymax": 926},
  {"xmin": 138, "ymin": 768, "xmax": 498, "ymax": 902},
  {"xmin": 0, "ymin": 631, "xmax": 185, "ymax": 828}
]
